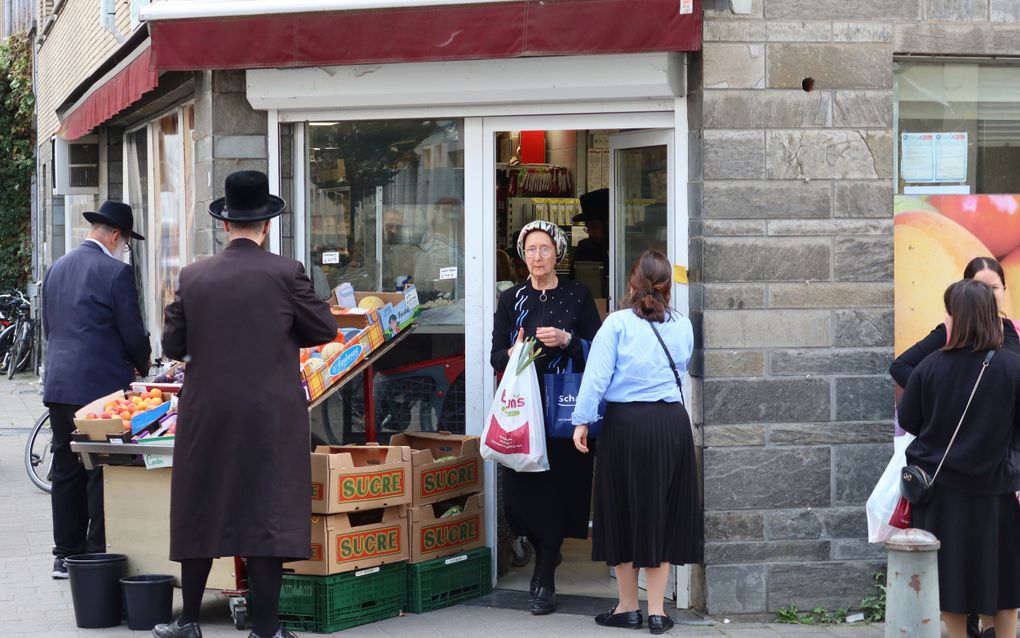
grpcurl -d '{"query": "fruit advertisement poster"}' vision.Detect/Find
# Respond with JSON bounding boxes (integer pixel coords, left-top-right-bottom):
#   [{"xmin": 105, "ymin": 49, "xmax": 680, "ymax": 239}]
[{"xmin": 894, "ymin": 194, "xmax": 1020, "ymax": 355}]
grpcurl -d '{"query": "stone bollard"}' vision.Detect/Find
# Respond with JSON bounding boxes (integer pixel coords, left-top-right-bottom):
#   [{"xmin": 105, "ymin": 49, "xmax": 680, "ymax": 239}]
[{"xmin": 884, "ymin": 528, "xmax": 941, "ymax": 638}]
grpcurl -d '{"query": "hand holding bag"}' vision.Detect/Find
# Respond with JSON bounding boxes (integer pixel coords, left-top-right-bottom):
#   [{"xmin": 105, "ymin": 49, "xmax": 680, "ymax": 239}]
[
  {"xmin": 543, "ymin": 339, "xmax": 605, "ymax": 439},
  {"xmin": 481, "ymin": 338, "xmax": 549, "ymax": 472},
  {"xmin": 900, "ymin": 349, "xmax": 995, "ymax": 504}
]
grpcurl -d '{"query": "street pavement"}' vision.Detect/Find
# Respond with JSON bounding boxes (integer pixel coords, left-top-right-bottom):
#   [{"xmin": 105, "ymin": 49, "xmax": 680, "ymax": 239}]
[{"xmin": 0, "ymin": 375, "xmax": 887, "ymax": 637}]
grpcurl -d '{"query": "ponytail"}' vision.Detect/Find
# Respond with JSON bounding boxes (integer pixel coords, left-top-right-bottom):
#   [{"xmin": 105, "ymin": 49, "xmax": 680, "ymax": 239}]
[{"xmin": 624, "ymin": 250, "xmax": 672, "ymax": 323}]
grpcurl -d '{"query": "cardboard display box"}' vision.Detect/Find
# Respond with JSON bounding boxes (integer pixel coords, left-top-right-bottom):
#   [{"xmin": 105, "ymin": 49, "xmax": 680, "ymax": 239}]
[
  {"xmin": 333, "ymin": 285, "xmax": 420, "ymax": 341},
  {"xmin": 409, "ymin": 493, "xmax": 485, "ymax": 564},
  {"xmin": 389, "ymin": 432, "xmax": 483, "ymax": 506},
  {"xmin": 286, "ymin": 506, "xmax": 409, "ymax": 576},
  {"xmin": 310, "ymin": 444, "xmax": 412, "ymax": 514},
  {"xmin": 303, "ymin": 313, "xmax": 384, "ymax": 402},
  {"xmin": 73, "ymin": 390, "xmax": 168, "ymax": 441}
]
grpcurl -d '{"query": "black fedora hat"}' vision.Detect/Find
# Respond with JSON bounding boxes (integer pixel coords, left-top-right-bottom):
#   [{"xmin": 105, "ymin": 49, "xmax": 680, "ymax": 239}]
[
  {"xmin": 209, "ymin": 170, "xmax": 286, "ymax": 222},
  {"xmin": 83, "ymin": 201, "xmax": 145, "ymax": 240},
  {"xmin": 572, "ymin": 188, "xmax": 609, "ymax": 224}
]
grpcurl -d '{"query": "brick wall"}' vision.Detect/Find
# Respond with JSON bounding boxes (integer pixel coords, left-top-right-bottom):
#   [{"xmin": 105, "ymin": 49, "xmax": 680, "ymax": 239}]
[
  {"xmin": 35, "ymin": 0, "xmax": 133, "ymax": 142},
  {"xmin": 695, "ymin": 0, "xmax": 1020, "ymax": 615}
]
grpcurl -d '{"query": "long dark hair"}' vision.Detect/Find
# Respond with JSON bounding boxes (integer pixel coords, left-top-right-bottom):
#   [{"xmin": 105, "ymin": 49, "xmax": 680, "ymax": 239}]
[
  {"xmin": 942, "ymin": 279, "xmax": 1003, "ymax": 351},
  {"xmin": 624, "ymin": 250, "xmax": 672, "ymax": 323},
  {"xmin": 963, "ymin": 256, "xmax": 1006, "ymax": 286}
]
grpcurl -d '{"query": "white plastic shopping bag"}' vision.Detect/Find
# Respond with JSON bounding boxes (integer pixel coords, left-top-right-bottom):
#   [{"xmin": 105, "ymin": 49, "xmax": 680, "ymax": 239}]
[
  {"xmin": 866, "ymin": 431, "xmax": 915, "ymax": 543},
  {"xmin": 481, "ymin": 338, "xmax": 549, "ymax": 472}
]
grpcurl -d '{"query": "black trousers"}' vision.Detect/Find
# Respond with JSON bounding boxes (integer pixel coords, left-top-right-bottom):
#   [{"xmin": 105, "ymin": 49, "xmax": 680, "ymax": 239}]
[{"xmin": 48, "ymin": 403, "xmax": 105, "ymax": 557}]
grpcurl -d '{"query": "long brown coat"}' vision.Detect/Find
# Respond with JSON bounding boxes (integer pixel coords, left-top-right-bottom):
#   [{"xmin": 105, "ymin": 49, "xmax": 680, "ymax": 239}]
[{"xmin": 162, "ymin": 239, "xmax": 337, "ymax": 560}]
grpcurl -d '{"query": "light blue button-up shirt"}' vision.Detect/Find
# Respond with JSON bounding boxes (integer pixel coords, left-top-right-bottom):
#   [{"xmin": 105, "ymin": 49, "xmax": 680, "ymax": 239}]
[{"xmin": 572, "ymin": 309, "xmax": 694, "ymax": 426}]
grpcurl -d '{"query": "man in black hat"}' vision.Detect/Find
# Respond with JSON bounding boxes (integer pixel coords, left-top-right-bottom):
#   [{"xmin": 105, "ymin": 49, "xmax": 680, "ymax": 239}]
[
  {"xmin": 42, "ymin": 200, "xmax": 151, "ymax": 579},
  {"xmin": 155, "ymin": 171, "xmax": 336, "ymax": 638},
  {"xmin": 570, "ymin": 188, "xmax": 610, "ymax": 297}
]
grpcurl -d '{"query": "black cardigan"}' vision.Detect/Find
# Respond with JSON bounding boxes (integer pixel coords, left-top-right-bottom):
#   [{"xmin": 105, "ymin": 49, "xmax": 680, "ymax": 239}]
[
  {"xmin": 890, "ymin": 319, "xmax": 1020, "ymax": 388},
  {"xmin": 898, "ymin": 347, "xmax": 1020, "ymax": 495}
]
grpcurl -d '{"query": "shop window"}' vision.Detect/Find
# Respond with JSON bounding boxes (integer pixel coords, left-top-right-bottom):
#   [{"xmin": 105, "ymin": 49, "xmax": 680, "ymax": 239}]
[
  {"xmin": 125, "ymin": 127, "xmax": 149, "ymax": 331},
  {"xmin": 304, "ymin": 119, "xmax": 465, "ymax": 327},
  {"xmin": 896, "ymin": 61, "xmax": 1020, "ymax": 194}
]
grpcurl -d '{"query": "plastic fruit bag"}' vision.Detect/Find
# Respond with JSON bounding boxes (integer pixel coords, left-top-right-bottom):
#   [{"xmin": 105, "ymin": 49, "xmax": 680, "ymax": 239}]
[
  {"xmin": 866, "ymin": 429, "xmax": 915, "ymax": 543},
  {"xmin": 481, "ymin": 338, "xmax": 549, "ymax": 472}
]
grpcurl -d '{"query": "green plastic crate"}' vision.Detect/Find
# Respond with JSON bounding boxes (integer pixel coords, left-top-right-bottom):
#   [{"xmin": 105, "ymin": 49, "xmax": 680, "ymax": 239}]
[
  {"xmin": 278, "ymin": 562, "xmax": 407, "ymax": 633},
  {"xmin": 408, "ymin": 547, "xmax": 492, "ymax": 613}
]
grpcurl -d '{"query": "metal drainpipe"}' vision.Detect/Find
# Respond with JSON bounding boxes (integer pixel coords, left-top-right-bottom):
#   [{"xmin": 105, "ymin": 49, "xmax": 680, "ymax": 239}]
[
  {"xmin": 3, "ymin": 0, "xmax": 12, "ymax": 37},
  {"xmin": 884, "ymin": 528, "xmax": 941, "ymax": 638},
  {"xmin": 100, "ymin": 0, "xmax": 125, "ymax": 44}
]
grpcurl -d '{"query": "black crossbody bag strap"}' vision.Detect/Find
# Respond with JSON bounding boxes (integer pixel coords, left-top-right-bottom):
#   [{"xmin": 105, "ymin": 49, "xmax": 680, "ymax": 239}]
[{"xmin": 649, "ymin": 321, "xmax": 686, "ymax": 408}]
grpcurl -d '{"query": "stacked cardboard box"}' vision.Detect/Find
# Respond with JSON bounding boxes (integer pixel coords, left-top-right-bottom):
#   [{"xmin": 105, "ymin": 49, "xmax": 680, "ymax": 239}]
[
  {"xmin": 287, "ymin": 445, "xmax": 412, "ymax": 576},
  {"xmin": 390, "ymin": 432, "xmax": 486, "ymax": 564}
]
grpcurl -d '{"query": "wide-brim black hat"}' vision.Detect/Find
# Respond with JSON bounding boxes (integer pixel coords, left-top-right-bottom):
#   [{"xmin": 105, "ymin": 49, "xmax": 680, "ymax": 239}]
[
  {"xmin": 83, "ymin": 201, "xmax": 145, "ymax": 240},
  {"xmin": 209, "ymin": 170, "xmax": 286, "ymax": 222},
  {"xmin": 572, "ymin": 188, "xmax": 609, "ymax": 224}
]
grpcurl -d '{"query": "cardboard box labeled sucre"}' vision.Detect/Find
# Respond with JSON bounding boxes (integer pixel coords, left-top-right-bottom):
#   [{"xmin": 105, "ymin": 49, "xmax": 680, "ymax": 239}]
[
  {"xmin": 310, "ymin": 445, "xmax": 412, "ymax": 514},
  {"xmin": 409, "ymin": 493, "xmax": 486, "ymax": 564},
  {"xmin": 286, "ymin": 506, "xmax": 409, "ymax": 576},
  {"xmin": 390, "ymin": 432, "xmax": 483, "ymax": 506}
]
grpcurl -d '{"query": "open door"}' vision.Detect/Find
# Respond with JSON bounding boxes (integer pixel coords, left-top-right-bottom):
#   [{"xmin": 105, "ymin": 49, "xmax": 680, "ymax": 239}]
[{"xmin": 608, "ymin": 129, "xmax": 675, "ymax": 311}]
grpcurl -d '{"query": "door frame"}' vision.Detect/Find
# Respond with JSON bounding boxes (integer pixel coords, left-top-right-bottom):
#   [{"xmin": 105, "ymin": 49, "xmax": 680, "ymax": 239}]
[{"xmin": 473, "ymin": 107, "xmax": 690, "ymax": 606}]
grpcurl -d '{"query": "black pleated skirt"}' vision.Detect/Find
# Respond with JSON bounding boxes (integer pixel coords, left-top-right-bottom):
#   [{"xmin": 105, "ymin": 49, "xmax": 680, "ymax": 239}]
[
  {"xmin": 911, "ymin": 484, "xmax": 1020, "ymax": 614},
  {"xmin": 592, "ymin": 401, "xmax": 703, "ymax": 568}
]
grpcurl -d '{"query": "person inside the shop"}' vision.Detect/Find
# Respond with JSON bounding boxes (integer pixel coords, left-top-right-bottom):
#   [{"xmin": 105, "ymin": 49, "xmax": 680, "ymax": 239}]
[
  {"xmin": 41, "ymin": 201, "xmax": 151, "ymax": 580},
  {"xmin": 155, "ymin": 171, "xmax": 337, "ymax": 638},
  {"xmin": 490, "ymin": 219, "xmax": 602, "ymax": 615},
  {"xmin": 570, "ymin": 188, "xmax": 609, "ymax": 298},
  {"xmin": 414, "ymin": 197, "xmax": 462, "ymax": 303},
  {"xmin": 572, "ymin": 250, "xmax": 702, "ymax": 635},
  {"xmin": 382, "ymin": 207, "xmax": 422, "ymax": 291}
]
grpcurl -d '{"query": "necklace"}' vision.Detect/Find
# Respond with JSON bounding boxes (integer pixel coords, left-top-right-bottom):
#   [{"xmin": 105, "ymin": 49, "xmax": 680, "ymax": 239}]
[{"xmin": 531, "ymin": 274, "xmax": 556, "ymax": 302}]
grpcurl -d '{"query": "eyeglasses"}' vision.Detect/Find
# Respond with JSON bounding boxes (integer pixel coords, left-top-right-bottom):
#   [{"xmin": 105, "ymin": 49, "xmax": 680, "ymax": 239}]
[{"xmin": 524, "ymin": 246, "xmax": 554, "ymax": 258}]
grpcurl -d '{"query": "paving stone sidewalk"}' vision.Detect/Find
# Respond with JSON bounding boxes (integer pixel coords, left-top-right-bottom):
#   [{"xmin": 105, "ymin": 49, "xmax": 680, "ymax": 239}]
[{"xmin": 0, "ymin": 375, "xmax": 887, "ymax": 637}]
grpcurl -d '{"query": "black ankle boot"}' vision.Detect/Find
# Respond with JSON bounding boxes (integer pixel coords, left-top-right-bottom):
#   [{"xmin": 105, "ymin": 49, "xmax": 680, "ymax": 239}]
[{"xmin": 530, "ymin": 586, "xmax": 556, "ymax": 615}]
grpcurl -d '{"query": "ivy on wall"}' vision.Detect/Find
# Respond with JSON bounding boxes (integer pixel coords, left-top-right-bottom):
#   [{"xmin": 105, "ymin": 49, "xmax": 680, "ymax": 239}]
[{"xmin": 0, "ymin": 32, "xmax": 34, "ymax": 291}]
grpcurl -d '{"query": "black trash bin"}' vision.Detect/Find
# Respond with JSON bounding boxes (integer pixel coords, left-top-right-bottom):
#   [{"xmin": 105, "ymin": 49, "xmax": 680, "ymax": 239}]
[
  {"xmin": 121, "ymin": 574, "xmax": 175, "ymax": 630},
  {"xmin": 65, "ymin": 553, "xmax": 128, "ymax": 628}
]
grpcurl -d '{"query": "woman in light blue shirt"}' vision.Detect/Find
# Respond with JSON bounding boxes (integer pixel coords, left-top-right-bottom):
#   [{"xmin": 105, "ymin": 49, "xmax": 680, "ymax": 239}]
[{"xmin": 573, "ymin": 250, "xmax": 703, "ymax": 635}]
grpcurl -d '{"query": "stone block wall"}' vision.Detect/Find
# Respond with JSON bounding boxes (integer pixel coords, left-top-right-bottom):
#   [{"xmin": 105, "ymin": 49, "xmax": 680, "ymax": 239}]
[{"xmin": 696, "ymin": 0, "xmax": 1020, "ymax": 615}]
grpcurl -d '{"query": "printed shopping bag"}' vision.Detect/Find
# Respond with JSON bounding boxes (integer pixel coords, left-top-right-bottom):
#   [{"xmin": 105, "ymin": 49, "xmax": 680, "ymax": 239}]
[
  {"xmin": 481, "ymin": 339, "xmax": 549, "ymax": 472},
  {"xmin": 865, "ymin": 428, "xmax": 915, "ymax": 542},
  {"xmin": 889, "ymin": 497, "xmax": 911, "ymax": 530},
  {"xmin": 543, "ymin": 340, "xmax": 605, "ymax": 439}
]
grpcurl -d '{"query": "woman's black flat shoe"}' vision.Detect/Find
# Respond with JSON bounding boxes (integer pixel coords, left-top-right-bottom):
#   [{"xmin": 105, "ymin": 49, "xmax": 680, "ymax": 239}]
[
  {"xmin": 648, "ymin": 614, "xmax": 674, "ymax": 635},
  {"xmin": 595, "ymin": 607, "xmax": 643, "ymax": 629},
  {"xmin": 530, "ymin": 586, "xmax": 556, "ymax": 615}
]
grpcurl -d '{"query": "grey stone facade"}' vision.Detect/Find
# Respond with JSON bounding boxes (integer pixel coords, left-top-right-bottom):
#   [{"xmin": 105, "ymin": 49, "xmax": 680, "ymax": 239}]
[{"xmin": 693, "ymin": 0, "xmax": 1020, "ymax": 615}]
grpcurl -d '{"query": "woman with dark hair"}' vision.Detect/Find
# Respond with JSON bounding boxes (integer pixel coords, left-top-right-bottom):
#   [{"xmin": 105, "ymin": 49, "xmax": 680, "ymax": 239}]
[
  {"xmin": 890, "ymin": 256, "xmax": 1020, "ymax": 387},
  {"xmin": 490, "ymin": 220, "xmax": 602, "ymax": 615},
  {"xmin": 898, "ymin": 279, "xmax": 1020, "ymax": 638},
  {"xmin": 572, "ymin": 250, "xmax": 702, "ymax": 635}
]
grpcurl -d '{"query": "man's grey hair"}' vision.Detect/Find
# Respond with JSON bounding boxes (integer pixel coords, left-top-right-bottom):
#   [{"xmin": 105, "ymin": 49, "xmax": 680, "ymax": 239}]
[{"xmin": 90, "ymin": 222, "xmax": 120, "ymax": 236}]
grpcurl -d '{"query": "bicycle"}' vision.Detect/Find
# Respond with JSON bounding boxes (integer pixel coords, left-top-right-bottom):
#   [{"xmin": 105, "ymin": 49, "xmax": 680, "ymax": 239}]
[
  {"xmin": 4, "ymin": 292, "xmax": 34, "ymax": 379},
  {"xmin": 24, "ymin": 410, "xmax": 53, "ymax": 493}
]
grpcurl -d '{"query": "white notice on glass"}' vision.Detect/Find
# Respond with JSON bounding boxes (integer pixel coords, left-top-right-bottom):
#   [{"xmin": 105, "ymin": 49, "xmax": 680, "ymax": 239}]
[
  {"xmin": 900, "ymin": 133, "xmax": 935, "ymax": 183},
  {"xmin": 439, "ymin": 267, "xmax": 458, "ymax": 280},
  {"xmin": 934, "ymin": 133, "xmax": 968, "ymax": 182},
  {"xmin": 322, "ymin": 251, "xmax": 340, "ymax": 264}
]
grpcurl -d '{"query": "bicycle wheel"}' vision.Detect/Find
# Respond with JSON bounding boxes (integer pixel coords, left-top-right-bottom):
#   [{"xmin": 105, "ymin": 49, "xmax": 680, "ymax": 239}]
[
  {"xmin": 24, "ymin": 411, "xmax": 53, "ymax": 494},
  {"xmin": 8, "ymin": 321, "xmax": 30, "ymax": 379},
  {"xmin": 0, "ymin": 324, "xmax": 14, "ymax": 374}
]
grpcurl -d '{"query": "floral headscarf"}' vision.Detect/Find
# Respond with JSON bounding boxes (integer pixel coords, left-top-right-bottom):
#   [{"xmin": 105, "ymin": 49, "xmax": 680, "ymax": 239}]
[{"xmin": 516, "ymin": 220, "xmax": 568, "ymax": 264}]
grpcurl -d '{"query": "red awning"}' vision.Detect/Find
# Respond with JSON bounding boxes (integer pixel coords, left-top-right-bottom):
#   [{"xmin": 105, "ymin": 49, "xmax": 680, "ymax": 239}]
[
  {"xmin": 59, "ymin": 46, "xmax": 159, "ymax": 140},
  {"xmin": 148, "ymin": 0, "xmax": 701, "ymax": 71}
]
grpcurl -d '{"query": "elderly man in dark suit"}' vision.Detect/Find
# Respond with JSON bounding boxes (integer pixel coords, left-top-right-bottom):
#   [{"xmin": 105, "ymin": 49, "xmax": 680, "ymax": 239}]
[
  {"xmin": 154, "ymin": 171, "xmax": 336, "ymax": 638},
  {"xmin": 42, "ymin": 201, "xmax": 151, "ymax": 579}
]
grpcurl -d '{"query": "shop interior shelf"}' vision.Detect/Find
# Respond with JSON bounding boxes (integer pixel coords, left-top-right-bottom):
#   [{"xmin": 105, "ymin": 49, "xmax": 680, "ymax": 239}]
[
  {"xmin": 278, "ymin": 562, "xmax": 408, "ymax": 633},
  {"xmin": 408, "ymin": 546, "xmax": 492, "ymax": 613}
]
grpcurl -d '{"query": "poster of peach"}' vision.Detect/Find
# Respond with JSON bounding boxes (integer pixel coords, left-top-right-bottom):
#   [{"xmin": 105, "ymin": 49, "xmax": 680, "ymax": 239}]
[{"xmin": 895, "ymin": 194, "xmax": 1020, "ymax": 355}]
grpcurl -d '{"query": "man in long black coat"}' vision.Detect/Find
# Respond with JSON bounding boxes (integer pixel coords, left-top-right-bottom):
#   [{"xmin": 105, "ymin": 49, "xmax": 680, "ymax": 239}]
[
  {"xmin": 43, "ymin": 201, "xmax": 151, "ymax": 579},
  {"xmin": 155, "ymin": 171, "xmax": 336, "ymax": 638}
]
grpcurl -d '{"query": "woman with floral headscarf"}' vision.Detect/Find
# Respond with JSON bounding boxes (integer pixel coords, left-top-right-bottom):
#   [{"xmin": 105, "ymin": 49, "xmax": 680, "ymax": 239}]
[{"xmin": 491, "ymin": 220, "xmax": 602, "ymax": 615}]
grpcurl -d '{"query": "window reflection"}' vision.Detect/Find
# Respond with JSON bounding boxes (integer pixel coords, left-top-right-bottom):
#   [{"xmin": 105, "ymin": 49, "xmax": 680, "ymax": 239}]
[{"xmin": 305, "ymin": 120, "xmax": 465, "ymax": 326}]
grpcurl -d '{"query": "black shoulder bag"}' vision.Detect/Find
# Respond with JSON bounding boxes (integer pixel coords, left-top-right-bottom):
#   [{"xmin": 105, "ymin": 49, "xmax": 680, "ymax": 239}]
[
  {"xmin": 900, "ymin": 349, "xmax": 995, "ymax": 505},
  {"xmin": 649, "ymin": 321, "xmax": 688, "ymax": 410}
]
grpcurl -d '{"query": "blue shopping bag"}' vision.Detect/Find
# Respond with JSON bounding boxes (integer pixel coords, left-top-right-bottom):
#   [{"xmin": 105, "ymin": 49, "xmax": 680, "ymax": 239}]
[{"xmin": 543, "ymin": 340, "xmax": 605, "ymax": 439}]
